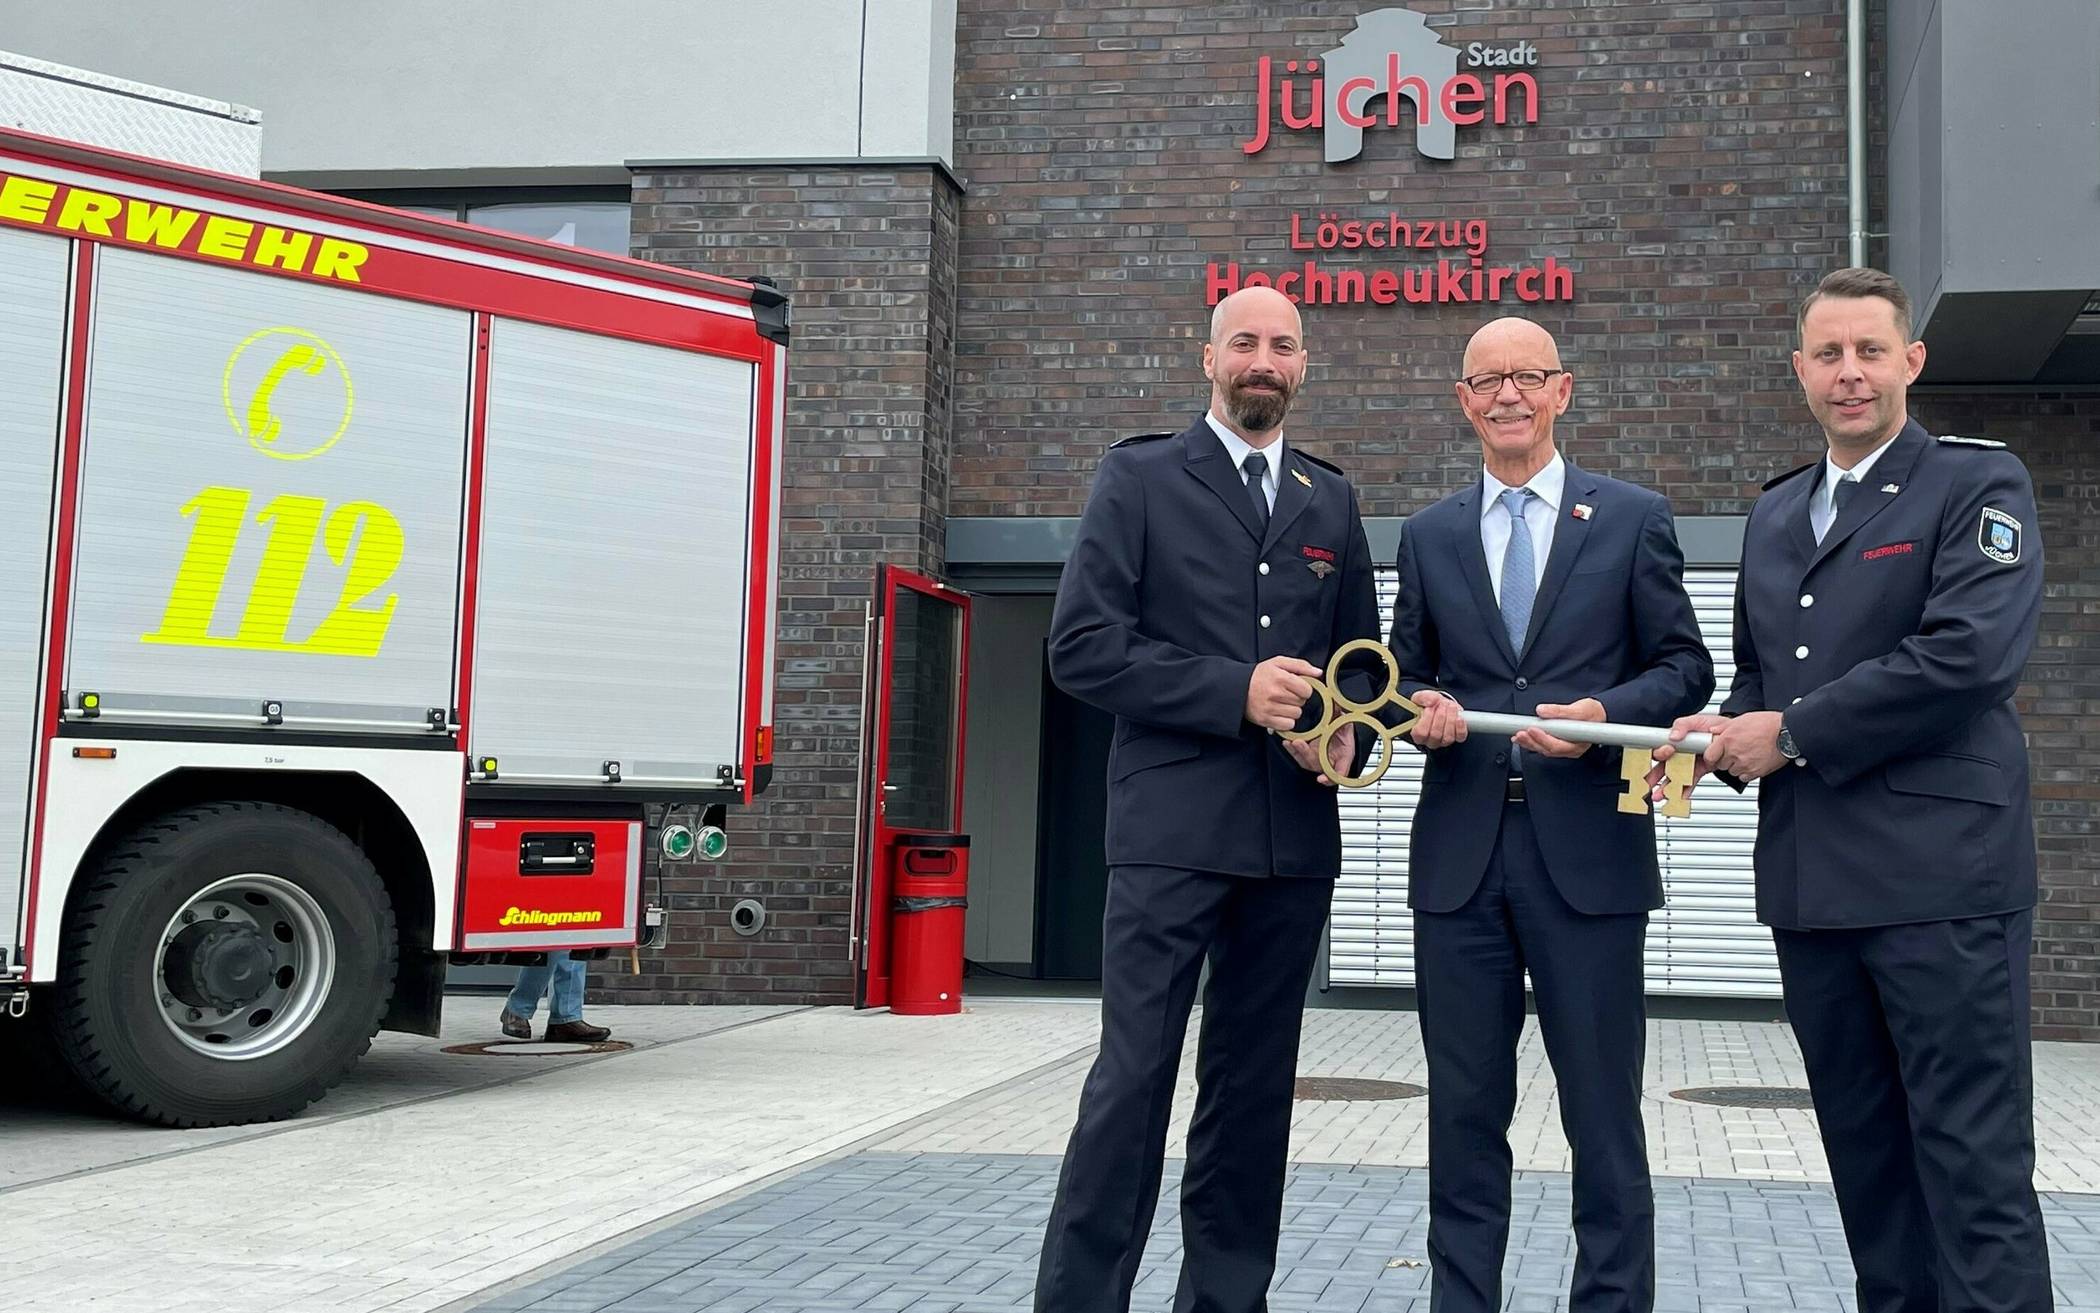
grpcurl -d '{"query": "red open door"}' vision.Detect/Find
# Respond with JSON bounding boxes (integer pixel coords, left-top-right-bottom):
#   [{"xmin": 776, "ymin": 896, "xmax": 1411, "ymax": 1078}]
[{"xmin": 854, "ymin": 565, "xmax": 971, "ymax": 1009}]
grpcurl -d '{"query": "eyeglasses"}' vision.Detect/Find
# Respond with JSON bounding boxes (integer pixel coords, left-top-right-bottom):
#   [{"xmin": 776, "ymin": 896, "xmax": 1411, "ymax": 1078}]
[{"xmin": 1459, "ymin": 368, "xmax": 1567, "ymax": 396}]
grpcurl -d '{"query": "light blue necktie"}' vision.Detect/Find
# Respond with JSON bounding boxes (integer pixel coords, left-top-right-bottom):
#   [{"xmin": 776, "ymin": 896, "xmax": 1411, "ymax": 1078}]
[
  {"xmin": 1498, "ymin": 488, "xmax": 1536, "ymax": 652},
  {"xmin": 1499, "ymin": 487, "xmax": 1536, "ymax": 774}
]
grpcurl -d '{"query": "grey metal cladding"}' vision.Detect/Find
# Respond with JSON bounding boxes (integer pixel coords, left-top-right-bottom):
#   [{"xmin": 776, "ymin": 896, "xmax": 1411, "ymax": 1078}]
[
  {"xmin": 65, "ymin": 249, "xmax": 469, "ymax": 724},
  {"xmin": 470, "ymin": 318, "xmax": 755, "ymax": 781},
  {"xmin": 0, "ymin": 228, "xmax": 67, "ymax": 951}
]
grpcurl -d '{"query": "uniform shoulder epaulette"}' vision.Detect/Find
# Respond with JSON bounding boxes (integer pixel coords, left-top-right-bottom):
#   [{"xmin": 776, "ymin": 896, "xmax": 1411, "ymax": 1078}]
[
  {"xmin": 1109, "ymin": 431, "xmax": 1176, "ymax": 450},
  {"xmin": 1937, "ymin": 434, "xmax": 2007, "ymax": 450},
  {"xmin": 1762, "ymin": 460, "xmax": 1818, "ymax": 490},
  {"xmin": 1292, "ymin": 449, "xmax": 1345, "ymax": 478}
]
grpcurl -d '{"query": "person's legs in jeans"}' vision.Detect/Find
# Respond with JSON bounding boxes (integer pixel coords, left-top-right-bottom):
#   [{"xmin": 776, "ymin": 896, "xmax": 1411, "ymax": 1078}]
[
  {"xmin": 505, "ymin": 956, "xmax": 555, "ymax": 1021},
  {"xmin": 501, "ymin": 954, "xmax": 560, "ymax": 1037},
  {"xmin": 548, "ymin": 952, "xmax": 586, "ymax": 1025}
]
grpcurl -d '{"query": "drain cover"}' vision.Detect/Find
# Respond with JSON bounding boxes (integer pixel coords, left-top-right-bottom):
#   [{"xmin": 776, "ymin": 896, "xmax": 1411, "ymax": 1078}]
[
  {"xmin": 1668, "ymin": 1085, "xmax": 1814, "ymax": 1109},
  {"xmin": 1294, "ymin": 1077, "xmax": 1424, "ymax": 1101},
  {"xmin": 441, "ymin": 1040, "xmax": 632, "ymax": 1057}
]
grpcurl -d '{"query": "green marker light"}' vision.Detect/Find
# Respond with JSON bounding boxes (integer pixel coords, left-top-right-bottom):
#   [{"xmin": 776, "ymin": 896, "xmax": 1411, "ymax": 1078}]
[{"xmin": 661, "ymin": 825, "xmax": 696, "ymax": 860}]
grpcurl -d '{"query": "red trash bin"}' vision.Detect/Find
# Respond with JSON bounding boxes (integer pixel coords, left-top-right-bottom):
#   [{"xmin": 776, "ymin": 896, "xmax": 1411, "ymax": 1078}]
[{"xmin": 889, "ymin": 833, "xmax": 969, "ymax": 1016}]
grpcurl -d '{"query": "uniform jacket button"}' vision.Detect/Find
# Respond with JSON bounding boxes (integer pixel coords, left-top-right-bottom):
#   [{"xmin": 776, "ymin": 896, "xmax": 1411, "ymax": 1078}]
[
  {"xmin": 1799, "ymin": 594, "xmax": 1814, "ymax": 607},
  {"xmin": 1259, "ymin": 615, "xmax": 1271, "ymax": 629},
  {"xmin": 1493, "ymin": 752, "xmax": 1508, "ymax": 766},
  {"xmin": 1258, "ymin": 562, "xmax": 1270, "ymax": 575},
  {"xmin": 1795, "ymin": 645, "xmax": 1809, "ymax": 659},
  {"xmin": 1515, "ymin": 677, "xmax": 1528, "ymax": 691}
]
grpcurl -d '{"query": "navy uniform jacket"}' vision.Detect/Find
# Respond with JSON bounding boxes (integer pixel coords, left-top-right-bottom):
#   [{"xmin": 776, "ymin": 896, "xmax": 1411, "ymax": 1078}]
[
  {"xmin": 1721, "ymin": 419, "xmax": 2043, "ymax": 930},
  {"xmin": 1388, "ymin": 463, "xmax": 1714, "ymax": 914},
  {"xmin": 1048, "ymin": 418, "xmax": 1381, "ymax": 879}
]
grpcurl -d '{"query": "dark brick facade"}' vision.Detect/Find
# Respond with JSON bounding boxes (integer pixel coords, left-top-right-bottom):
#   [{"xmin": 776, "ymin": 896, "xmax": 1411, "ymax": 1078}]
[
  {"xmin": 1903, "ymin": 396, "xmax": 2100, "ymax": 1041},
  {"xmin": 613, "ymin": 165, "xmax": 962, "ymax": 1004},
  {"xmin": 947, "ymin": 0, "xmax": 1851, "ymax": 515},
  {"xmin": 613, "ymin": 1, "xmax": 2100, "ymax": 1032}
]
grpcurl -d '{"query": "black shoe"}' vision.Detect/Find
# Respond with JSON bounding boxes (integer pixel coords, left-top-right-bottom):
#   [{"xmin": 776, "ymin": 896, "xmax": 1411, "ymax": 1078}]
[
  {"xmin": 544, "ymin": 1019, "xmax": 610, "ymax": 1042},
  {"xmin": 499, "ymin": 1010, "xmax": 532, "ymax": 1040}
]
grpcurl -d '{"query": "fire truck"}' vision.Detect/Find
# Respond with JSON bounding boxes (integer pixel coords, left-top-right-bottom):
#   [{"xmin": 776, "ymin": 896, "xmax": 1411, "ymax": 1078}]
[{"xmin": 0, "ymin": 58, "xmax": 786, "ymax": 1127}]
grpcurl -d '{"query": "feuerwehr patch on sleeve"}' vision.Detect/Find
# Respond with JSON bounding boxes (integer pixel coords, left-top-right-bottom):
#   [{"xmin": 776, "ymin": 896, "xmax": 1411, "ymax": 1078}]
[{"xmin": 1979, "ymin": 507, "xmax": 2022, "ymax": 564}]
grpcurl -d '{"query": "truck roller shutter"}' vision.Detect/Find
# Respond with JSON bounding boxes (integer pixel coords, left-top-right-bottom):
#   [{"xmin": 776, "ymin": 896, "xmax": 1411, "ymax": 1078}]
[
  {"xmin": 467, "ymin": 318, "xmax": 758, "ymax": 788},
  {"xmin": 63, "ymin": 250, "xmax": 470, "ymax": 733}
]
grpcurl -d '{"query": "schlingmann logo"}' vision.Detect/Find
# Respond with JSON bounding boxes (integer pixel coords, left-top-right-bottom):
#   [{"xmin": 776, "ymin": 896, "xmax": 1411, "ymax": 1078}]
[{"xmin": 500, "ymin": 907, "xmax": 605, "ymax": 927}]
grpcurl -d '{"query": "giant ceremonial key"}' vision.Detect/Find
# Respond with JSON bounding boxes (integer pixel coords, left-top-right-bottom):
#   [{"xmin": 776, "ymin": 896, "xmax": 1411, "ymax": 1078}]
[{"xmin": 1282, "ymin": 639, "xmax": 1714, "ymax": 815}]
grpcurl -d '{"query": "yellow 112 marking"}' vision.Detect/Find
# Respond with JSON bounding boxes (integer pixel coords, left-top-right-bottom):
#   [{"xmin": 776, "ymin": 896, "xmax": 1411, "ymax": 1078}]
[{"xmin": 143, "ymin": 485, "xmax": 403, "ymax": 657}]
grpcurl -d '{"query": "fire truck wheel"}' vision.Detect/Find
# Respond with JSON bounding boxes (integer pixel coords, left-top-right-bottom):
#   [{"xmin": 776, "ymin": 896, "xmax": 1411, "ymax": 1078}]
[{"xmin": 50, "ymin": 801, "xmax": 397, "ymax": 1128}]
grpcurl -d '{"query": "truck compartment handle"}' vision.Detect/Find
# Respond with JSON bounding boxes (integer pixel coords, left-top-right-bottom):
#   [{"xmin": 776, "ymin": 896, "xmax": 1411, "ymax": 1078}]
[{"xmin": 519, "ymin": 833, "xmax": 596, "ymax": 875}]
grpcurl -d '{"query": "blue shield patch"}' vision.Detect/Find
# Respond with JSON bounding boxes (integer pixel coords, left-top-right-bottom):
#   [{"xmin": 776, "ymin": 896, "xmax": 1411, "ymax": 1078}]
[{"xmin": 1978, "ymin": 508, "xmax": 2021, "ymax": 565}]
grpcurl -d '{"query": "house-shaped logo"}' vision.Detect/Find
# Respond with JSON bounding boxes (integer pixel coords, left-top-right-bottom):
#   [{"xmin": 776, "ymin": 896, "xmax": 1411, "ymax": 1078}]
[{"xmin": 1239, "ymin": 6, "xmax": 1540, "ymax": 164}]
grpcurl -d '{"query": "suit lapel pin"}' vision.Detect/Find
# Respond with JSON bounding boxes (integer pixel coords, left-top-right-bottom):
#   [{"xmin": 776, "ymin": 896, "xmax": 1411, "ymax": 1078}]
[
  {"xmin": 1881, "ymin": 483, "xmax": 1900, "ymax": 494},
  {"xmin": 1292, "ymin": 467, "xmax": 1313, "ymax": 488},
  {"xmin": 1572, "ymin": 503, "xmax": 1593, "ymax": 520}
]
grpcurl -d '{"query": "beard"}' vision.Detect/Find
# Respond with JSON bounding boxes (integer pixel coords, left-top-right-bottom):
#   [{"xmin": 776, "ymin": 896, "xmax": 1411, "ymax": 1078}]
[{"xmin": 1225, "ymin": 375, "xmax": 1293, "ymax": 433}]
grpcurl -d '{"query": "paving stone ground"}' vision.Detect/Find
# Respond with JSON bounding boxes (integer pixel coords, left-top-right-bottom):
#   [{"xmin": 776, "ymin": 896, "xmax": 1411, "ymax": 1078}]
[
  {"xmin": 462, "ymin": 1152, "xmax": 2100, "ymax": 1313},
  {"xmin": 9, "ymin": 1000, "xmax": 2100, "ymax": 1312}
]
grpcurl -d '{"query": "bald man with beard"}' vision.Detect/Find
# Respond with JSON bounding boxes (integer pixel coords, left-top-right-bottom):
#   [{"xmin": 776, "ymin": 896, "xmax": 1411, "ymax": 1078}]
[
  {"xmin": 1034, "ymin": 286, "xmax": 1381, "ymax": 1313},
  {"xmin": 1385, "ymin": 318, "xmax": 1712, "ymax": 1313}
]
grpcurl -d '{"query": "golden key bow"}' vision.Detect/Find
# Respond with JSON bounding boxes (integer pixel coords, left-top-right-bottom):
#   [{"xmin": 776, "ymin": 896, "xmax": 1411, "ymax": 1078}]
[
  {"xmin": 1277, "ymin": 638, "xmax": 1421, "ymax": 790},
  {"xmin": 1278, "ymin": 638, "xmax": 1706, "ymax": 816}
]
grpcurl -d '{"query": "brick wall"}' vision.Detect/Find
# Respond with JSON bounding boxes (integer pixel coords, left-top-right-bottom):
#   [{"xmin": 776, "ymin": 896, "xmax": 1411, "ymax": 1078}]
[
  {"xmin": 941, "ymin": 0, "xmax": 2100, "ymax": 1032},
  {"xmin": 600, "ymin": 2, "xmax": 2099, "ymax": 1032},
  {"xmin": 1905, "ymin": 395, "xmax": 2100, "ymax": 1041},
  {"xmin": 1863, "ymin": 0, "xmax": 2100, "ymax": 1040},
  {"xmin": 612, "ymin": 165, "xmax": 963, "ymax": 1005},
  {"xmin": 948, "ymin": 0, "xmax": 1852, "ymax": 517}
]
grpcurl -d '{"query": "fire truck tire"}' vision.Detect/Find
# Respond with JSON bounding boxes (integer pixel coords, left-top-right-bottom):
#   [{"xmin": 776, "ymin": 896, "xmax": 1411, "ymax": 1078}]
[{"xmin": 50, "ymin": 801, "xmax": 398, "ymax": 1128}]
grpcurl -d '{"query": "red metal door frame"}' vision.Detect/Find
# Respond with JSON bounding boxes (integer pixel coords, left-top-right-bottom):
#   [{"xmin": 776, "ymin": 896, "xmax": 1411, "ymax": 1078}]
[{"xmin": 854, "ymin": 564, "xmax": 970, "ymax": 1009}]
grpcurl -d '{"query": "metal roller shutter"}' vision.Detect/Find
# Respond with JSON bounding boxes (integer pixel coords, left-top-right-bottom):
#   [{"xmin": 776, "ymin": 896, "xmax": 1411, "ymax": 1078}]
[{"xmin": 1329, "ymin": 567, "xmax": 1778, "ymax": 997}]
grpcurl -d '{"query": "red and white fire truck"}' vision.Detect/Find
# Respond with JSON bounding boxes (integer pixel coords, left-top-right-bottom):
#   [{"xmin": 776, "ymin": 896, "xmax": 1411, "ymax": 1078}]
[{"xmin": 0, "ymin": 73, "xmax": 785, "ymax": 1126}]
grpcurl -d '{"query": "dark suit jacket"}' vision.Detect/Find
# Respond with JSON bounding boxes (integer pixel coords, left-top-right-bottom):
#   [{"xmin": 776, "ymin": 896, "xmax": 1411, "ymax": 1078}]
[
  {"xmin": 1721, "ymin": 420, "xmax": 2043, "ymax": 929},
  {"xmin": 1048, "ymin": 418, "xmax": 1381, "ymax": 879},
  {"xmin": 1387, "ymin": 460, "xmax": 1714, "ymax": 914}
]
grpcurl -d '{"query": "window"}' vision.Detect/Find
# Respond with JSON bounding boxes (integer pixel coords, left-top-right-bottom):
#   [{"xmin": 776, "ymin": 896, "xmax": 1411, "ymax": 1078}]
[
  {"xmin": 464, "ymin": 202, "xmax": 630, "ymax": 255},
  {"xmin": 336, "ymin": 191, "xmax": 632, "ymax": 257}
]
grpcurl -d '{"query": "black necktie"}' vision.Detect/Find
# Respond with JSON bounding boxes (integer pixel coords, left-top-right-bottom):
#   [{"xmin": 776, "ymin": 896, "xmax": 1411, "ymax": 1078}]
[
  {"xmin": 1833, "ymin": 474, "xmax": 1861, "ymax": 516},
  {"xmin": 1242, "ymin": 452, "xmax": 1270, "ymax": 533}
]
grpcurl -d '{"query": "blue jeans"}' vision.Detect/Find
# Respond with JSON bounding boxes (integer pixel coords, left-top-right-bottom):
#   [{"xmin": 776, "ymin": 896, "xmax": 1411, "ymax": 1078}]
[{"xmin": 505, "ymin": 951, "xmax": 585, "ymax": 1024}]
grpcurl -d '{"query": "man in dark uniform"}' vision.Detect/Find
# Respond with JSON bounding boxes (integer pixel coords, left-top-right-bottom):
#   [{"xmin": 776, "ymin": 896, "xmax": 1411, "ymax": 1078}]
[
  {"xmin": 1033, "ymin": 285, "xmax": 1381, "ymax": 1313},
  {"xmin": 1663, "ymin": 267, "xmax": 2053, "ymax": 1313},
  {"xmin": 1388, "ymin": 316, "xmax": 1712, "ymax": 1313}
]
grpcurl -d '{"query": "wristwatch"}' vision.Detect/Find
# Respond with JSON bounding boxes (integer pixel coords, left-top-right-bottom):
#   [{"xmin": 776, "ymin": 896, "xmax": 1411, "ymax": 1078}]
[{"xmin": 1777, "ymin": 715, "xmax": 1801, "ymax": 761}]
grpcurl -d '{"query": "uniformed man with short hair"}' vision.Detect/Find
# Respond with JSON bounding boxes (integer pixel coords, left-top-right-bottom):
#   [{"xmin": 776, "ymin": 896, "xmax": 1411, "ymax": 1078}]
[
  {"xmin": 1664, "ymin": 266, "xmax": 2053, "ymax": 1313},
  {"xmin": 1033, "ymin": 285, "xmax": 1381, "ymax": 1313}
]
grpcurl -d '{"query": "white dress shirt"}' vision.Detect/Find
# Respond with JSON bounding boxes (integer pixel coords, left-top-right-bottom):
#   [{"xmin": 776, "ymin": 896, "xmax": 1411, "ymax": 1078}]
[
  {"xmin": 1481, "ymin": 451, "xmax": 1565, "ymax": 604},
  {"xmin": 1811, "ymin": 429, "xmax": 1901, "ymax": 543},
  {"xmin": 1206, "ymin": 412, "xmax": 1282, "ymax": 511}
]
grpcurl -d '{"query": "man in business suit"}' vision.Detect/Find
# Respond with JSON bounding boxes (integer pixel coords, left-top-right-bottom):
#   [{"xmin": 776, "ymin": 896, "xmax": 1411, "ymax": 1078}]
[
  {"xmin": 1033, "ymin": 285, "xmax": 1381, "ymax": 1313},
  {"xmin": 1387, "ymin": 317, "xmax": 1712, "ymax": 1313},
  {"xmin": 1661, "ymin": 268, "xmax": 2052, "ymax": 1313}
]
